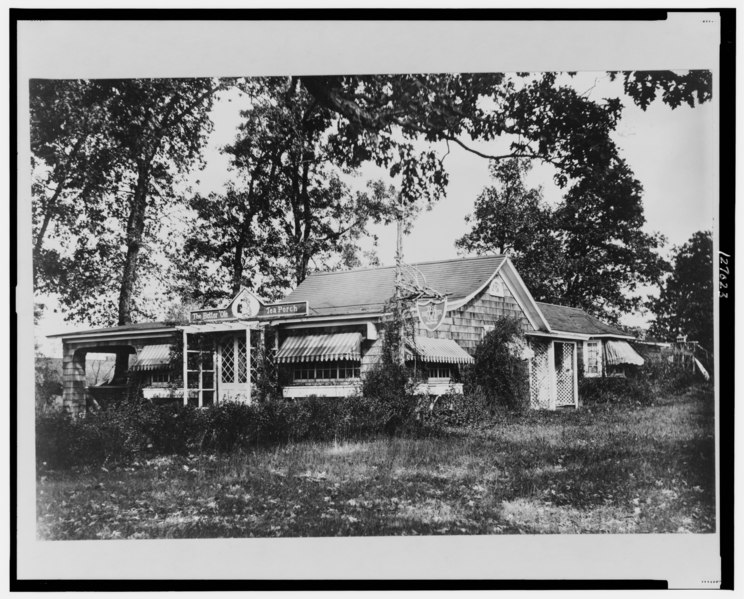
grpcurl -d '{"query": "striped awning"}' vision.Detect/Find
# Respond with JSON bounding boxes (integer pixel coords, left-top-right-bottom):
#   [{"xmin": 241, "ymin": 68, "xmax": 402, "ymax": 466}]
[
  {"xmin": 131, "ymin": 344, "xmax": 173, "ymax": 371},
  {"xmin": 604, "ymin": 340, "xmax": 644, "ymax": 366},
  {"xmin": 405, "ymin": 336, "xmax": 474, "ymax": 365},
  {"xmin": 277, "ymin": 333, "xmax": 362, "ymax": 363}
]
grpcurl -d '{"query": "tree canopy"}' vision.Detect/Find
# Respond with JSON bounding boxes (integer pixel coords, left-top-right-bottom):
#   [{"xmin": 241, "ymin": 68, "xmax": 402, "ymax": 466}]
[
  {"xmin": 173, "ymin": 81, "xmax": 399, "ymax": 307},
  {"xmin": 30, "ymin": 70, "xmax": 712, "ymax": 330},
  {"xmin": 31, "ymin": 78, "xmax": 227, "ymax": 326},
  {"xmin": 648, "ymin": 231, "xmax": 714, "ymax": 350},
  {"xmin": 457, "ymin": 158, "xmax": 667, "ymax": 319}
]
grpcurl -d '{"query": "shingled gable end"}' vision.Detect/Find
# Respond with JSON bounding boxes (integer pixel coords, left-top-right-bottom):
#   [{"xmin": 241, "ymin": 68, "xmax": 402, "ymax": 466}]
[{"xmin": 49, "ymin": 255, "xmax": 643, "ymax": 413}]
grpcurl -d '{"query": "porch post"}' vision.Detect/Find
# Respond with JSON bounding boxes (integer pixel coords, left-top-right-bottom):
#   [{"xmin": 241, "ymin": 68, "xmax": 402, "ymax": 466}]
[
  {"xmin": 548, "ymin": 341, "xmax": 557, "ymax": 411},
  {"xmin": 572, "ymin": 342, "xmax": 579, "ymax": 408},
  {"xmin": 246, "ymin": 326, "xmax": 251, "ymax": 404},
  {"xmin": 182, "ymin": 329, "xmax": 188, "ymax": 407}
]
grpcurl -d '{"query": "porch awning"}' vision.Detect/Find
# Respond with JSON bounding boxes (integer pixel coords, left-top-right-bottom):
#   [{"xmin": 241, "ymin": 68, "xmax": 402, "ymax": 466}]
[
  {"xmin": 604, "ymin": 340, "xmax": 644, "ymax": 366},
  {"xmin": 405, "ymin": 336, "xmax": 474, "ymax": 365},
  {"xmin": 277, "ymin": 333, "xmax": 362, "ymax": 363},
  {"xmin": 131, "ymin": 344, "xmax": 173, "ymax": 371}
]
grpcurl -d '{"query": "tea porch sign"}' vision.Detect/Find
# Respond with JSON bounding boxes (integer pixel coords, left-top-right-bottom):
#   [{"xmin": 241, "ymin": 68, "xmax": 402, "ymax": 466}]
[{"xmin": 416, "ymin": 297, "xmax": 448, "ymax": 332}]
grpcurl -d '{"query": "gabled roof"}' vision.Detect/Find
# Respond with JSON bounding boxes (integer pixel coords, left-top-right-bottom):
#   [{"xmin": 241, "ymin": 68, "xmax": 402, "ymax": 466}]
[
  {"xmin": 535, "ymin": 302, "xmax": 632, "ymax": 338},
  {"xmin": 284, "ymin": 255, "xmax": 507, "ymax": 318}
]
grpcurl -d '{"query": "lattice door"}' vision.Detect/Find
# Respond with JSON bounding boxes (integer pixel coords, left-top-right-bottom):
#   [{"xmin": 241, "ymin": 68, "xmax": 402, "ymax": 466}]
[
  {"xmin": 249, "ymin": 329, "xmax": 261, "ymax": 387},
  {"xmin": 220, "ymin": 339, "xmax": 235, "ymax": 384},
  {"xmin": 555, "ymin": 342, "xmax": 576, "ymax": 407},
  {"xmin": 218, "ymin": 334, "xmax": 250, "ymax": 404},
  {"xmin": 237, "ymin": 337, "xmax": 248, "ymax": 384},
  {"xmin": 529, "ymin": 339, "xmax": 551, "ymax": 409}
]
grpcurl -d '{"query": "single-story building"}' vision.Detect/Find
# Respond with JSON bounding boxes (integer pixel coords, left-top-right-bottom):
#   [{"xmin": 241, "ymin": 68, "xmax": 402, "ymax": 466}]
[{"xmin": 49, "ymin": 255, "xmax": 645, "ymax": 414}]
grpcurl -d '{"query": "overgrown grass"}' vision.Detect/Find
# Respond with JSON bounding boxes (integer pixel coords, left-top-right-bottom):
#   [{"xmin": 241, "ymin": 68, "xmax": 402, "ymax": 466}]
[{"xmin": 36, "ymin": 388, "xmax": 715, "ymax": 539}]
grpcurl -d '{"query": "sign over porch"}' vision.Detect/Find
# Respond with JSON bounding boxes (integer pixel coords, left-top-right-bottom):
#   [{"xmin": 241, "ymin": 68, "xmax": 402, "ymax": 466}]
[
  {"xmin": 190, "ymin": 287, "xmax": 308, "ymax": 324},
  {"xmin": 416, "ymin": 297, "xmax": 448, "ymax": 332}
]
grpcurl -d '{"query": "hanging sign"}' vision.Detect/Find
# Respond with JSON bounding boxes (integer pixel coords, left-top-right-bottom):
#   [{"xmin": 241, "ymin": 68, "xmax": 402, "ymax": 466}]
[
  {"xmin": 417, "ymin": 297, "xmax": 448, "ymax": 332},
  {"xmin": 257, "ymin": 301, "xmax": 308, "ymax": 320},
  {"xmin": 190, "ymin": 287, "xmax": 262, "ymax": 323},
  {"xmin": 190, "ymin": 288, "xmax": 309, "ymax": 323}
]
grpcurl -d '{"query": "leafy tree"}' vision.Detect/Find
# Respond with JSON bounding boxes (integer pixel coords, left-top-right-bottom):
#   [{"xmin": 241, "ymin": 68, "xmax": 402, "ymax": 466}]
[
  {"xmin": 557, "ymin": 158, "xmax": 668, "ymax": 318},
  {"xmin": 648, "ymin": 231, "xmax": 714, "ymax": 351},
  {"xmin": 30, "ymin": 80, "xmax": 121, "ymax": 262},
  {"xmin": 32, "ymin": 78, "xmax": 229, "ymax": 328},
  {"xmin": 174, "ymin": 184, "xmax": 291, "ymax": 306},
  {"xmin": 177, "ymin": 81, "xmax": 399, "ymax": 307},
  {"xmin": 298, "ymin": 70, "xmax": 711, "ymax": 203},
  {"xmin": 32, "ymin": 71, "xmax": 711, "ymax": 331},
  {"xmin": 609, "ymin": 70, "xmax": 713, "ymax": 110},
  {"xmin": 456, "ymin": 159, "xmax": 565, "ymax": 302},
  {"xmin": 227, "ymin": 83, "xmax": 399, "ymax": 286},
  {"xmin": 457, "ymin": 158, "xmax": 666, "ymax": 319}
]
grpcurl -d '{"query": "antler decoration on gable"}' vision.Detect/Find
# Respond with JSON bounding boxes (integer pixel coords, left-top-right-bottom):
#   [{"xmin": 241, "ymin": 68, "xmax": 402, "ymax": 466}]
[{"xmin": 398, "ymin": 263, "xmax": 446, "ymax": 302}]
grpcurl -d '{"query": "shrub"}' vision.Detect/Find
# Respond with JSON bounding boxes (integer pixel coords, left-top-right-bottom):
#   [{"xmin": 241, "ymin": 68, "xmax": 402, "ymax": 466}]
[
  {"xmin": 418, "ymin": 389, "xmax": 496, "ymax": 428},
  {"xmin": 36, "ymin": 405, "xmax": 144, "ymax": 469},
  {"xmin": 35, "ymin": 357, "xmax": 63, "ymax": 409},
  {"xmin": 639, "ymin": 360, "xmax": 701, "ymax": 395},
  {"xmin": 466, "ymin": 317, "xmax": 530, "ymax": 411},
  {"xmin": 578, "ymin": 376, "xmax": 653, "ymax": 406},
  {"xmin": 142, "ymin": 404, "xmax": 206, "ymax": 454},
  {"xmin": 36, "ymin": 387, "xmax": 433, "ymax": 471}
]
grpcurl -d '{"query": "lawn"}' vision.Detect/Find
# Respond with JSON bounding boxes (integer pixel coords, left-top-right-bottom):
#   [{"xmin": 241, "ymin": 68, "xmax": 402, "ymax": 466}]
[{"xmin": 36, "ymin": 389, "xmax": 715, "ymax": 539}]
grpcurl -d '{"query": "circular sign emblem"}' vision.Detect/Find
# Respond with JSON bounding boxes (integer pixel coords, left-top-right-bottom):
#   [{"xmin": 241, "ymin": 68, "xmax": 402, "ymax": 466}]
[{"xmin": 231, "ymin": 291, "xmax": 260, "ymax": 318}]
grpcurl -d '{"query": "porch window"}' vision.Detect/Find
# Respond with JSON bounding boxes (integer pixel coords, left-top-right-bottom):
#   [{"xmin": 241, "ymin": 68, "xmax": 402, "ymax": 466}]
[
  {"xmin": 584, "ymin": 341, "xmax": 601, "ymax": 377},
  {"xmin": 292, "ymin": 360, "xmax": 361, "ymax": 383},
  {"xmin": 420, "ymin": 362, "xmax": 457, "ymax": 382},
  {"xmin": 186, "ymin": 349, "xmax": 216, "ymax": 407}
]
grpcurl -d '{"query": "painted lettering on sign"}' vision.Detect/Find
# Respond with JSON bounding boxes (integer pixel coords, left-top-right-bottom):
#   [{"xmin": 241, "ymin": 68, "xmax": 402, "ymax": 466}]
[
  {"xmin": 417, "ymin": 297, "xmax": 447, "ymax": 332},
  {"xmin": 191, "ymin": 309, "xmax": 230, "ymax": 322},
  {"xmin": 257, "ymin": 301, "xmax": 308, "ymax": 319},
  {"xmin": 190, "ymin": 290, "xmax": 308, "ymax": 323}
]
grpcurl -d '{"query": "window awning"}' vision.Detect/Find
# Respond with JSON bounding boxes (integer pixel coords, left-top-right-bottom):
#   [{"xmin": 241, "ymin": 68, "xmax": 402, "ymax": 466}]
[
  {"xmin": 405, "ymin": 336, "xmax": 474, "ymax": 365},
  {"xmin": 604, "ymin": 340, "xmax": 644, "ymax": 366},
  {"xmin": 277, "ymin": 333, "xmax": 362, "ymax": 363},
  {"xmin": 131, "ymin": 344, "xmax": 173, "ymax": 371}
]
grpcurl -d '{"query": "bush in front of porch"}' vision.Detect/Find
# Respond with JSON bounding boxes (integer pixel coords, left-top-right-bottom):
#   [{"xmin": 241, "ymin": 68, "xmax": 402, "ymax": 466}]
[
  {"xmin": 36, "ymin": 391, "xmax": 430, "ymax": 471},
  {"xmin": 466, "ymin": 317, "xmax": 530, "ymax": 412}
]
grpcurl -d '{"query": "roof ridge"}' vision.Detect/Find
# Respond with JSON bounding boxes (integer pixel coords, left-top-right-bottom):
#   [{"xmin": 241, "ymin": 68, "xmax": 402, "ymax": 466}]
[
  {"xmin": 536, "ymin": 301, "xmax": 584, "ymax": 311},
  {"xmin": 306, "ymin": 254, "xmax": 505, "ymax": 277}
]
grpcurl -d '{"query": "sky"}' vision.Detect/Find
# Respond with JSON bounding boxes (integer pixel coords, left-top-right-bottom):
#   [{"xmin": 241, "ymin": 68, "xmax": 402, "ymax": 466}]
[
  {"xmin": 36, "ymin": 71, "xmax": 716, "ymax": 355},
  {"xmin": 193, "ymin": 72, "xmax": 715, "ymax": 266}
]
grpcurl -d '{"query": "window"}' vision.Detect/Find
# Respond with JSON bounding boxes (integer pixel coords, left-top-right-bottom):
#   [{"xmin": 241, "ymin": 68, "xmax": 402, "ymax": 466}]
[
  {"xmin": 186, "ymin": 348, "xmax": 216, "ymax": 407},
  {"xmin": 150, "ymin": 371, "xmax": 171, "ymax": 386},
  {"xmin": 584, "ymin": 341, "xmax": 601, "ymax": 377},
  {"xmin": 411, "ymin": 362, "xmax": 457, "ymax": 381},
  {"xmin": 292, "ymin": 361, "xmax": 361, "ymax": 383}
]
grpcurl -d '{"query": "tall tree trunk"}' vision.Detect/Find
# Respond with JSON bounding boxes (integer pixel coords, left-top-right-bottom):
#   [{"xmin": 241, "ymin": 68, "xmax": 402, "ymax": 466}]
[
  {"xmin": 113, "ymin": 163, "xmax": 150, "ymax": 381},
  {"xmin": 296, "ymin": 152, "xmax": 312, "ymax": 285},
  {"xmin": 231, "ymin": 185, "xmax": 257, "ymax": 295},
  {"xmin": 231, "ymin": 240, "xmax": 245, "ymax": 296}
]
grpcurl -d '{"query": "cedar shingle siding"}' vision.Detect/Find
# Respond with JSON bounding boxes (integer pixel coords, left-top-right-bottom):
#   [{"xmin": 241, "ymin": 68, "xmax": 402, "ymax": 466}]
[{"xmin": 415, "ymin": 276, "xmax": 531, "ymax": 354}]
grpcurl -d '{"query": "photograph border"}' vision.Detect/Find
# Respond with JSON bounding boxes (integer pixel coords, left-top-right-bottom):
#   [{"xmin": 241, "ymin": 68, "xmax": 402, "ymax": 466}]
[{"xmin": 10, "ymin": 6, "xmax": 735, "ymax": 591}]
